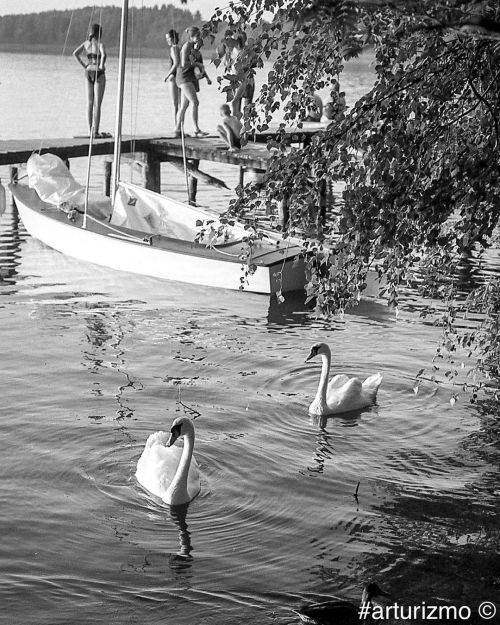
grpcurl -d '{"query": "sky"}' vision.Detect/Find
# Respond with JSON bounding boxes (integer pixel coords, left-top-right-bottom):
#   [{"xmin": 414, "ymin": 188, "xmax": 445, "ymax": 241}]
[{"xmin": 0, "ymin": 0, "xmax": 223, "ymax": 20}]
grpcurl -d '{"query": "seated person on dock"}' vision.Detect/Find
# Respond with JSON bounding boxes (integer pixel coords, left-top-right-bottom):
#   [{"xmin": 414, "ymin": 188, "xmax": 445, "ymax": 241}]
[{"xmin": 217, "ymin": 104, "xmax": 242, "ymax": 151}]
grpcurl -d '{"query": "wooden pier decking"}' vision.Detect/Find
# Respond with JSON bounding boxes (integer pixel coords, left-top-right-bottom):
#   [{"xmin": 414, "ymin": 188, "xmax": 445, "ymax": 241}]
[
  {"xmin": 0, "ymin": 126, "xmax": 326, "ymax": 225},
  {"xmin": 0, "ymin": 134, "xmax": 273, "ymax": 170}
]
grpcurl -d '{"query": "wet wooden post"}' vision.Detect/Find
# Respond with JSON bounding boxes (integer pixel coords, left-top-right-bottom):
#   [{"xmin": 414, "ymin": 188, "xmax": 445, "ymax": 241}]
[
  {"xmin": 63, "ymin": 158, "xmax": 70, "ymax": 170},
  {"xmin": 187, "ymin": 159, "xmax": 199, "ymax": 205},
  {"xmin": 239, "ymin": 166, "xmax": 245, "ymax": 188},
  {"xmin": 143, "ymin": 151, "xmax": 161, "ymax": 193},
  {"xmin": 9, "ymin": 166, "xmax": 18, "ymax": 185},
  {"xmin": 103, "ymin": 160, "xmax": 112, "ymax": 197},
  {"xmin": 9, "ymin": 166, "xmax": 18, "ymax": 207}
]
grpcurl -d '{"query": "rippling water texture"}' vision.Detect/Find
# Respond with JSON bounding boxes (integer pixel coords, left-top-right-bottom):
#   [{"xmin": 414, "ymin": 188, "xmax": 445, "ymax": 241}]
[{"xmin": 1, "ymin": 48, "xmax": 499, "ymax": 625}]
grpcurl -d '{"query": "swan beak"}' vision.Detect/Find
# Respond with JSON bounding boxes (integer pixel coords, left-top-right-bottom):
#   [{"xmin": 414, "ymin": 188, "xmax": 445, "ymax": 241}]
[
  {"xmin": 166, "ymin": 432, "xmax": 178, "ymax": 447},
  {"xmin": 167, "ymin": 423, "xmax": 182, "ymax": 447},
  {"xmin": 305, "ymin": 351, "xmax": 315, "ymax": 363}
]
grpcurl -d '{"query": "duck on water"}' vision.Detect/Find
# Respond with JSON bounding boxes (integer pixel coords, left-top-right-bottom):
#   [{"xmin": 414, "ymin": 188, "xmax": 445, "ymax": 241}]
[{"xmin": 292, "ymin": 582, "xmax": 392, "ymax": 624}]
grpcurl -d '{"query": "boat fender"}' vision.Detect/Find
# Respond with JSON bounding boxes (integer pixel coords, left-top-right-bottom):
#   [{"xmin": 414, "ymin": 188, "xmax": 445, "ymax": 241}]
[{"xmin": 0, "ymin": 179, "xmax": 6, "ymax": 216}]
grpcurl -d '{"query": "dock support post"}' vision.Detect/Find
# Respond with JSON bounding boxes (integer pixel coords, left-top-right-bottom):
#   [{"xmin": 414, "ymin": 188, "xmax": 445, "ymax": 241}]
[
  {"xmin": 239, "ymin": 166, "xmax": 245, "ymax": 188},
  {"xmin": 143, "ymin": 152, "xmax": 161, "ymax": 194},
  {"xmin": 187, "ymin": 159, "xmax": 199, "ymax": 206},
  {"xmin": 103, "ymin": 160, "xmax": 112, "ymax": 197},
  {"xmin": 9, "ymin": 166, "xmax": 18, "ymax": 185},
  {"xmin": 63, "ymin": 158, "xmax": 70, "ymax": 170}
]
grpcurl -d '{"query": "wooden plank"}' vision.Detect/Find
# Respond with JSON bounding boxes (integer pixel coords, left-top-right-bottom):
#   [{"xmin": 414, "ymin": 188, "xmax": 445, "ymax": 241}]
[{"xmin": 0, "ymin": 136, "xmax": 150, "ymax": 166}]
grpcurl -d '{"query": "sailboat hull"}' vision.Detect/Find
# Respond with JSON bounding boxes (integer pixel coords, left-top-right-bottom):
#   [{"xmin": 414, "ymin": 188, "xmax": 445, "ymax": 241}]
[{"xmin": 10, "ymin": 184, "xmax": 306, "ymax": 295}]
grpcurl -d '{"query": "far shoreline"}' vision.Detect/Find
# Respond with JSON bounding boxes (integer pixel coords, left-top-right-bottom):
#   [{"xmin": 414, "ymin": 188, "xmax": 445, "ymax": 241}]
[
  {"xmin": 0, "ymin": 42, "xmax": 375, "ymax": 67},
  {"xmin": 0, "ymin": 43, "xmax": 172, "ymax": 58}
]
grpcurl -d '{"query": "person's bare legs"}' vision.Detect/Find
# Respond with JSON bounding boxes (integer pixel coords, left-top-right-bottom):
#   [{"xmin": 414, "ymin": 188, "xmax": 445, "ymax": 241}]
[
  {"xmin": 231, "ymin": 96, "xmax": 242, "ymax": 120},
  {"xmin": 176, "ymin": 83, "xmax": 199, "ymax": 134},
  {"xmin": 85, "ymin": 78, "xmax": 95, "ymax": 134},
  {"xmin": 93, "ymin": 74, "xmax": 106, "ymax": 135},
  {"xmin": 217, "ymin": 124, "xmax": 231, "ymax": 147},
  {"xmin": 167, "ymin": 77, "xmax": 180, "ymax": 127},
  {"xmin": 176, "ymin": 91, "xmax": 190, "ymax": 135}
]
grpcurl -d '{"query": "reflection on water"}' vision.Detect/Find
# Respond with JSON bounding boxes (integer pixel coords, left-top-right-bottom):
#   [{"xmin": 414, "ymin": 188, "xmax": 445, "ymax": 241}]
[
  {"xmin": 1, "ymin": 61, "xmax": 500, "ymax": 625},
  {"xmin": 0, "ymin": 202, "xmax": 24, "ymax": 292}
]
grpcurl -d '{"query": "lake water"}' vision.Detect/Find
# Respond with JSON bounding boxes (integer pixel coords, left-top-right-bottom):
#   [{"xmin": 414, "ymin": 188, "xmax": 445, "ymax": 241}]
[{"xmin": 1, "ymin": 50, "xmax": 499, "ymax": 625}]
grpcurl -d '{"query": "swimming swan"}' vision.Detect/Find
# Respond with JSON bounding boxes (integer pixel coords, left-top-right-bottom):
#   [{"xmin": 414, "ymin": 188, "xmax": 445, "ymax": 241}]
[
  {"xmin": 293, "ymin": 582, "xmax": 392, "ymax": 624},
  {"xmin": 136, "ymin": 416, "xmax": 201, "ymax": 506},
  {"xmin": 306, "ymin": 343, "xmax": 382, "ymax": 415}
]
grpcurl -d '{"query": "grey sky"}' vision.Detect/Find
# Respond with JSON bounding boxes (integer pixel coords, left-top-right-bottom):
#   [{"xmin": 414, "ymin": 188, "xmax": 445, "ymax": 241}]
[{"xmin": 0, "ymin": 0, "xmax": 223, "ymax": 19}]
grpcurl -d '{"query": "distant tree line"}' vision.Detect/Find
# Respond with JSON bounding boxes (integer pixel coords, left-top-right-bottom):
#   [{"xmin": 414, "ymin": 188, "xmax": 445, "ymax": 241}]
[{"xmin": 0, "ymin": 4, "xmax": 203, "ymax": 52}]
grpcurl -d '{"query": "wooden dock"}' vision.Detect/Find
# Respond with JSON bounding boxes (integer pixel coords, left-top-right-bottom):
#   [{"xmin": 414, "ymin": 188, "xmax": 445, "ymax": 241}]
[
  {"xmin": 0, "ymin": 126, "xmax": 326, "ymax": 226},
  {"xmin": 0, "ymin": 133, "xmax": 274, "ymax": 170}
]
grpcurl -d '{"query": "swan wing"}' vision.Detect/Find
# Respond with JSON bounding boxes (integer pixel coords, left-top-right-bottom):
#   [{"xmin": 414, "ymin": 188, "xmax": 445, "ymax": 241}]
[
  {"xmin": 327, "ymin": 374, "xmax": 350, "ymax": 393},
  {"xmin": 327, "ymin": 376, "xmax": 362, "ymax": 403},
  {"xmin": 326, "ymin": 377, "xmax": 365, "ymax": 413},
  {"xmin": 362, "ymin": 373, "xmax": 383, "ymax": 401},
  {"xmin": 136, "ymin": 432, "xmax": 200, "ymax": 501}
]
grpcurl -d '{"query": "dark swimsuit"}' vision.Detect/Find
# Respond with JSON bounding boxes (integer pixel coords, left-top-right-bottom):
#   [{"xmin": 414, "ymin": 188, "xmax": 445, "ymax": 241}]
[
  {"xmin": 176, "ymin": 43, "xmax": 201, "ymax": 92},
  {"xmin": 86, "ymin": 51, "xmax": 105, "ymax": 84}
]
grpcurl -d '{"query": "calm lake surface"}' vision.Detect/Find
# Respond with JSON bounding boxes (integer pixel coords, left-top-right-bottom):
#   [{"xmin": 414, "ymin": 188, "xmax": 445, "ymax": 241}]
[{"xmin": 1, "ymin": 50, "xmax": 499, "ymax": 625}]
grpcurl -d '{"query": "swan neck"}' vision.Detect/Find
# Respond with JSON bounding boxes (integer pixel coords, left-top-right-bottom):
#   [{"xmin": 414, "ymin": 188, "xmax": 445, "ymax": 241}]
[
  {"xmin": 171, "ymin": 428, "xmax": 194, "ymax": 492},
  {"xmin": 316, "ymin": 351, "xmax": 331, "ymax": 402}
]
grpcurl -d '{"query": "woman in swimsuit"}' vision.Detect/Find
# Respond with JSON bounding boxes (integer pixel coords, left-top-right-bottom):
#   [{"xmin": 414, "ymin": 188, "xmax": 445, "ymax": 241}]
[
  {"xmin": 175, "ymin": 26, "xmax": 211, "ymax": 137},
  {"xmin": 73, "ymin": 23, "xmax": 107, "ymax": 137},
  {"xmin": 163, "ymin": 29, "xmax": 181, "ymax": 128}
]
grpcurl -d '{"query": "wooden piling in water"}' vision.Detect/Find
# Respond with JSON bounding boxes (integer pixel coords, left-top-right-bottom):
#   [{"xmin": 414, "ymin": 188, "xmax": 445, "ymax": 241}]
[
  {"xmin": 103, "ymin": 160, "xmax": 112, "ymax": 197},
  {"xmin": 143, "ymin": 152, "xmax": 161, "ymax": 194},
  {"xmin": 9, "ymin": 166, "xmax": 18, "ymax": 184},
  {"xmin": 187, "ymin": 159, "xmax": 199, "ymax": 205}
]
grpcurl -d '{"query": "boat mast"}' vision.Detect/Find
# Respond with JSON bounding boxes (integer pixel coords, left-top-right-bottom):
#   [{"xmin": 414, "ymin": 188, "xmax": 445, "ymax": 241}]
[{"xmin": 111, "ymin": 0, "xmax": 129, "ymax": 204}]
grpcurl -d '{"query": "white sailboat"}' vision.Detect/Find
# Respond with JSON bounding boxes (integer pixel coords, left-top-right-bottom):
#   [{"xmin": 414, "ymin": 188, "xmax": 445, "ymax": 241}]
[{"xmin": 9, "ymin": 1, "xmax": 305, "ymax": 295}]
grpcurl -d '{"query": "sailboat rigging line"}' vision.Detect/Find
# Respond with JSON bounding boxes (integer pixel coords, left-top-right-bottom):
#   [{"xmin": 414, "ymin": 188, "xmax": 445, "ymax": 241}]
[
  {"xmin": 83, "ymin": 4, "xmax": 104, "ymax": 229},
  {"xmin": 112, "ymin": 0, "xmax": 129, "ymax": 204},
  {"xmin": 180, "ymin": 123, "xmax": 190, "ymax": 203},
  {"xmin": 130, "ymin": 1, "xmax": 145, "ymax": 158}
]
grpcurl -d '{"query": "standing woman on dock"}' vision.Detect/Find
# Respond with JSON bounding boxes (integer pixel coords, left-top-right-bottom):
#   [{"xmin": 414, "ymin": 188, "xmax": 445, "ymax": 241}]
[
  {"xmin": 175, "ymin": 26, "xmax": 211, "ymax": 138},
  {"xmin": 73, "ymin": 23, "xmax": 107, "ymax": 138},
  {"xmin": 163, "ymin": 29, "xmax": 181, "ymax": 128}
]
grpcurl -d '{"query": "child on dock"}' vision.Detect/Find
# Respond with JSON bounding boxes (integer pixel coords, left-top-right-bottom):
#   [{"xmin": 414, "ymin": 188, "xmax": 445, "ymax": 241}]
[{"xmin": 217, "ymin": 104, "xmax": 242, "ymax": 152}]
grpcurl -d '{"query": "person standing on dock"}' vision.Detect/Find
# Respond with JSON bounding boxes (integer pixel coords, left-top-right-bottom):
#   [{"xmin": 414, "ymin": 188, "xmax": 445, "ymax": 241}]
[
  {"xmin": 175, "ymin": 26, "xmax": 211, "ymax": 138},
  {"xmin": 73, "ymin": 23, "xmax": 107, "ymax": 138},
  {"xmin": 163, "ymin": 29, "xmax": 181, "ymax": 128}
]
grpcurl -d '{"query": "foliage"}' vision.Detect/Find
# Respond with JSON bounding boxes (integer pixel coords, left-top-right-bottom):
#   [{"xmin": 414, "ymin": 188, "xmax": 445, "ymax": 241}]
[
  {"xmin": 202, "ymin": 0, "xmax": 500, "ymax": 397},
  {"xmin": 0, "ymin": 4, "xmax": 202, "ymax": 52}
]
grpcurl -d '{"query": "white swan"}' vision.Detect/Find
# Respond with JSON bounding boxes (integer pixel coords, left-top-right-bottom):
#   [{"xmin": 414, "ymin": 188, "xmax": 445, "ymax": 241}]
[
  {"xmin": 136, "ymin": 416, "xmax": 201, "ymax": 506},
  {"xmin": 306, "ymin": 342, "xmax": 382, "ymax": 415}
]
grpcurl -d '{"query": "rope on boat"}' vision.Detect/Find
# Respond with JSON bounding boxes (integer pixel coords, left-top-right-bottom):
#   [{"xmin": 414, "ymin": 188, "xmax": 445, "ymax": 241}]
[{"xmin": 85, "ymin": 213, "xmax": 152, "ymax": 244}]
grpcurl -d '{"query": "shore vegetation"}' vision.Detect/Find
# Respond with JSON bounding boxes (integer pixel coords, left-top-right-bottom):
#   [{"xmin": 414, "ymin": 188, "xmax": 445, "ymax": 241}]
[{"xmin": 204, "ymin": 0, "xmax": 500, "ymax": 400}]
